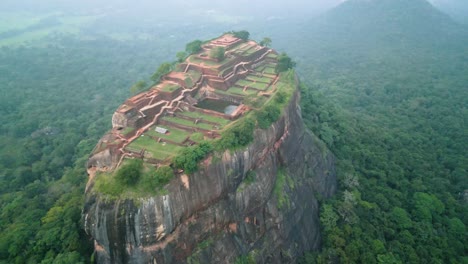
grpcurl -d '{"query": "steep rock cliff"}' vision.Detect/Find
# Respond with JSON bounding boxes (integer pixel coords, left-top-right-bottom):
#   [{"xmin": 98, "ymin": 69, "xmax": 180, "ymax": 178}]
[{"xmin": 83, "ymin": 89, "xmax": 337, "ymax": 264}]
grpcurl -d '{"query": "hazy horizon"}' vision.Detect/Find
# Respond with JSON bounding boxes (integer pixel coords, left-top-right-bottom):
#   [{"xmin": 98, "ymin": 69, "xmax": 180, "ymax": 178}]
[{"xmin": 1, "ymin": 0, "xmax": 467, "ymax": 26}]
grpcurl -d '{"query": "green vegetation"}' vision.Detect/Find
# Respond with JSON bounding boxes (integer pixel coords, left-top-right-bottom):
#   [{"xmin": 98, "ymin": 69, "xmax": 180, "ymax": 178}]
[
  {"xmin": 160, "ymin": 83, "xmax": 180, "ymax": 92},
  {"xmin": 0, "ymin": 13, "xmax": 100, "ymax": 47},
  {"xmin": 243, "ymin": 94, "xmax": 267, "ymax": 108},
  {"xmin": 121, "ymin": 127, "xmax": 135, "ymax": 136},
  {"xmin": 232, "ymin": 43, "xmax": 258, "ymax": 57},
  {"xmin": 234, "ymin": 253, "xmax": 256, "ymax": 264},
  {"xmin": 151, "ymin": 62, "xmax": 173, "ymax": 83},
  {"xmin": 211, "ymin": 70, "xmax": 295, "ymax": 151},
  {"xmin": 146, "ymin": 126, "xmax": 189, "ymax": 144},
  {"xmin": 0, "ymin": 29, "xmax": 185, "ymax": 262},
  {"xmin": 263, "ymin": 67, "xmax": 276, "ymax": 75},
  {"xmin": 185, "ymin": 40, "xmax": 203, "ymax": 55},
  {"xmin": 248, "ymin": 81, "xmax": 270, "ymax": 90},
  {"xmin": 0, "ymin": 16, "xmax": 291, "ymax": 264},
  {"xmin": 214, "ymin": 117, "xmax": 255, "ymax": 151},
  {"xmin": 244, "ymin": 170, "xmax": 256, "ymax": 185},
  {"xmin": 246, "ymin": 75, "xmax": 272, "ymax": 83},
  {"xmin": 295, "ymin": 0, "xmax": 468, "ymax": 262},
  {"xmin": 273, "ymin": 168, "xmax": 290, "ymax": 209},
  {"xmin": 188, "ymin": 55, "xmax": 219, "ymax": 66},
  {"xmin": 140, "ymin": 166, "xmax": 174, "ymax": 192},
  {"xmin": 0, "ymin": 4, "xmax": 466, "ymax": 262},
  {"xmin": 162, "ymin": 116, "xmax": 214, "ymax": 130},
  {"xmin": 256, "ymin": 104, "xmax": 281, "ymax": 129},
  {"xmin": 266, "ymin": 53, "xmax": 278, "ymax": 59},
  {"xmin": 227, "ymin": 87, "xmax": 257, "ymax": 96},
  {"xmin": 126, "ymin": 135, "xmax": 183, "ymax": 160},
  {"xmin": 189, "ymin": 132, "xmax": 205, "ymax": 143},
  {"xmin": 254, "ymin": 70, "xmax": 295, "ymax": 129},
  {"xmin": 259, "ymin": 37, "xmax": 272, "ymax": 47},
  {"xmin": 95, "ymin": 163, "xmax": 174, "ymax": 198},
  {"xmin": 176, "ymin": 51, "xmax": 188, "ymax": 63},
  {"xmin": 173, "ymin": 142, "xmax": 213, "ymax": 174},
  {"xmin": 177, "ymin": 111, "xmax": 230, "ymax": 126},
  {"xmin": 187, "ymin": 70, "xmax": 202, "ymax": 82},
  {"xmin": 240, "ymin": 46, "xmax": 257, "ymax": 56},
  {"xmin": 231, "ymin": 30, "xmax": 250, "ymax": 41},
  {"xmin": 130, "ymin": 80, "xmax": 148, "ymax": 95},
  {"xmin": 235, "ymin": 79, "xmax": 253, "ymax": 87},
  {"xmin": 237, "ymin": 170, "xmax": 256, "ymax": 192},
  {"xmin": 187, "ymin": 237, "xmax": 216, "ymax": 264},
  {"xmin": 210, "ymin": 46, "xmax": 225, "ymax": 61},
  {"xmin": 115, "ymin": 159, "xmax": 143, "ymax": 186},
  {"xmin": 275, "ymin": 53, "xmax": 296, "ymax": 73}
]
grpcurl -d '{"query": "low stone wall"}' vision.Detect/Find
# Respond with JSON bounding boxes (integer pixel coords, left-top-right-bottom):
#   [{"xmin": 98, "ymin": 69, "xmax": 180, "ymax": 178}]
[
  {"xmin": 174, "ymin": 113, "xmax": 220, "ymax": 126},
  {"xmin": 226, "ymin": 71, "xmax": 249, "ymax": 87},
  {"xmin": 207, "ymin": 78, "xmax": 228, "ymax": 90},
  {"xmin": 203, "ymin": 91, "xmax": 243, "ymax": 105},
  {"xmin": 158, "ymin": 87, "xmax": 182, "ymax": 101},
  {"xmin": 158, "ymin": 120, "xmax": 217, "ymax": 136},
  {"xmin": 142, "ymin": 104, "xmax": 163, "ymax": 119},
  {"xmin": 164, "ymin": 76, "xmax": 186, "ymax": 88},
  {"xmin": 122, "ymin": 128, "xmax": 138, "ymax": 140},
  {"xmin": 242, "ymin": 46, "xmax": 269, "ymax": 63},
  {"xmin": 181, "ymin": 103, "xmax": 231, "ymax": 120},
  {"xmin": 187, "ymin": 64, "xmax": 218, "ymax": 76},
  {"xmin": 218, "ymin": 57, "xmax": 242, "ymax": 73}
]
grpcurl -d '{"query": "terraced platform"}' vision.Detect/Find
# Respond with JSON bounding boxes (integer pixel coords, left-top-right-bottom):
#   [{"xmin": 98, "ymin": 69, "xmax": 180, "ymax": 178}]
[{"xmin": 91, "ymin": 34, "xmax": 282, "ymax": 168}]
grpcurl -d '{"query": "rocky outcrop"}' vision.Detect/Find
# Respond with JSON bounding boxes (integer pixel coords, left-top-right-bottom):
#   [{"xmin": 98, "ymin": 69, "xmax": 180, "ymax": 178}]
[{"xmin": 83, "ymin": 89, "xmax": 337, "ymax": 264}]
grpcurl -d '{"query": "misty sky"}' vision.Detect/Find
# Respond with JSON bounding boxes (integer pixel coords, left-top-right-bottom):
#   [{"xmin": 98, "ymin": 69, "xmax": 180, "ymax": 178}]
[
  {"xmin": 0, "ymin": 0, "xmax": 466, "ymax": 27},
  {"xmin": 0, "ymin": 0, "xmax": 466, "ymax": 14},
  {"xmin": 0, "ymin": 0, "xmax": 343, "ymax": 17},
  {"xmin": 1, "ymin": 0, "xmax": 466, "ymax": 18}
]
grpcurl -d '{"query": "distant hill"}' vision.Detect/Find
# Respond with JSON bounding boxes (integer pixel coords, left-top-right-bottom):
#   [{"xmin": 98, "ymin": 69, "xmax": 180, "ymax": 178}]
[
  {"xmin": 279, "ymin": 0, "xmax": 468, "ymax": 79},
  {"xmin": 430, "ymin": 0, "xmax": 468, "ymax": 24},
  {"xmin": 297, "ymin": 0, "xmax": 465, "ymax": 53}
]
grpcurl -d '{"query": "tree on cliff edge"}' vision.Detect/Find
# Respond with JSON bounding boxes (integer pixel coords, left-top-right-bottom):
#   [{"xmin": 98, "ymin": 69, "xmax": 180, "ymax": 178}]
[
  {"xmin": 260, "ymin": 37, "xmax": 272, "ymax": 47},
  {"xmin": 275, "ymin": 53, "xmax": 296, "ymax": 73},
  {"xmin": 151, "ymin": 62, "xmax": 172, "ymax": 83},
  {"xmin": 115, "ymin": 159, "xmax": 143, "ymax": 186},
  {"xmin": 232, "ymin": 30, "xmax": 250, "ymax": 41},
  {"xmin": 185, "ymin": 40, "xmax": 203, "ymax": 55},
  {"xmin": 130, "ymin": 80, "xmax": 147, "ymax": 95}
]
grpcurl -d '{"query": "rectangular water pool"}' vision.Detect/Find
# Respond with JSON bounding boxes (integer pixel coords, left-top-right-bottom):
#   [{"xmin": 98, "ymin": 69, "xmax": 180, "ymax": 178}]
[{"xmin": 196, "ymin": 99, "xmax": 238, "ymax": 115}]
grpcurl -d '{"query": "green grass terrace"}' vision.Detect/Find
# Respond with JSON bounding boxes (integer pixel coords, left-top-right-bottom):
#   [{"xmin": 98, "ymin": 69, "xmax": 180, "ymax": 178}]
[
  {"xmin": 161, "ymin": 116, "xmax": 219, "ymax": 131},
  {"xmin": 235, "ymin": 79, "xmax": 271, "ymax": 91},
  {"xmin": 246, "ymin": 74, "xmax": 274, "ymax": 83},
  {"xmin": 176, "ymin": 110, "xmax": 231, "ymax": 126},
  {"xmin": 159, "ymin": 82, "xmax": 181, "ymax": 93},
  {"xmin": 253, "ymin": 63, "xmax": 277, "ymax": 75},
  {"xmin": 125, "ymin": 135, "xmax": 184, "ymax": 161},
  {"xmin": 231, "ymin": 42, "xmax": 258, "ymax": 56},
  {"xmin": 146, "ymin": 125, "xmax": 190, "ymax": 144},
  {"xmin": 218, "ymin": 87, "xmax": 258, "ymax": 96},
  {"xmin": 184, "ymin": 70, "xmax": 202, "ymax": 87},
  {"xmin": 266, "ymin": 53, "xmax": 278, "ymax": 59}
]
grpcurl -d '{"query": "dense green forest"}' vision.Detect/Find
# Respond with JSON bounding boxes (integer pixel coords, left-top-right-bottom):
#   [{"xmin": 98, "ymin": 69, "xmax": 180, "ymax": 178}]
[
  {"xmin": 293, "ymin": 0, "xmax": 468, "ymax": 263},
  {"xmin": 1, "ymin": 0, "xmax": 467, "ymax": 263},
  {"xmin": 0, "ymin": 35, "xmax": 186, "ymax": 263}
]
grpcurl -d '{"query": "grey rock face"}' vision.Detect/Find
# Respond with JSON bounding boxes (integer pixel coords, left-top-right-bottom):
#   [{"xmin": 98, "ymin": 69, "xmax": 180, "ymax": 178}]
[{"xmin": 83, "ymin": 90, "xmax": 337, "ymax": 264}]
